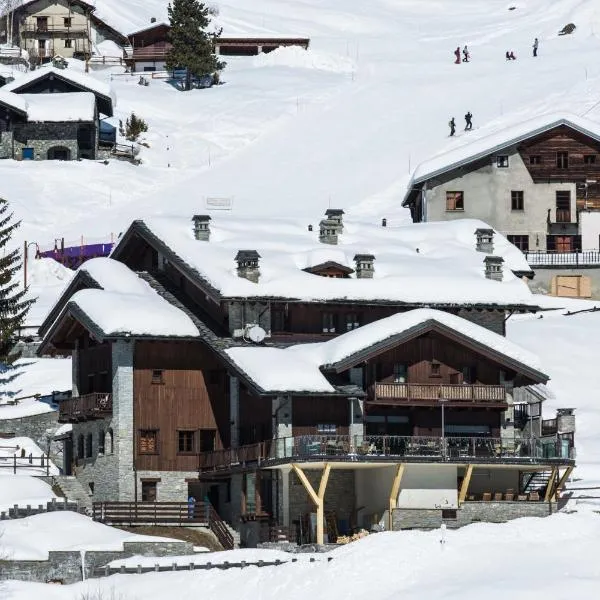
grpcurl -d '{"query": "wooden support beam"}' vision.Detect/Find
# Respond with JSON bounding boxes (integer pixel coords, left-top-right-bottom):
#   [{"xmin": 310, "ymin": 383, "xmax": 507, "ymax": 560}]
[
  {"xmin": 458, "ymin": 464, "xmax": 474, "ymax": 505},
  {"xmin": 553, "ymin": 466, "xmax": 574, "ymax": 501},
  {"xmin": 388, "ymin": 463, "xmax": 405, "ymax": 531},
  {"xmin": 291, "ymin": 464, "xmax": 319, "ymax": 506},
  {"xmin": 544, "ymin": 467, "xmax": 558, "ymax": 502}
]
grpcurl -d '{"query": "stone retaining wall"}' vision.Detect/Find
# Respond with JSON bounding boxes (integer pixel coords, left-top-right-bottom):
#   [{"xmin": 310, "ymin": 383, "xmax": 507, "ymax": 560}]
[
  {"xmin": 393, "ymin": 501, "xmax": 555, "ymax": 530},
  {"xmin": 0, "ymin": 410, "xmax": 61, "ymax": 456}
]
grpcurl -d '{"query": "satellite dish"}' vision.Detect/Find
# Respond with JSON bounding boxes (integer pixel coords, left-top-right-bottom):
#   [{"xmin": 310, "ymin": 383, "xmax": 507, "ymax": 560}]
[{"xmin": 246, "ymin": 325, "xmax": 266, "ymax": 344}]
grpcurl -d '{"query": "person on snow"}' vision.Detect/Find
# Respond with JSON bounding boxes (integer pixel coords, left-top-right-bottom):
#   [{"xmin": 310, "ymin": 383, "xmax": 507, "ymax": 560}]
[
  {"xmin": 454, "ymin": 47, "xmax": 461, "ymax": 64},
  {"xmin": 533, "ymin": 37, "xmax": 539, "ymax": 57},
  {"xmin": 506, "ymin": 50, "xmax": 516, "ymax": 60},
  {"xmin": 462, "ymin": 45, "xmax": 470, "ymax": 62},
  {"xmin": 464, "ymin": 112, "xmax": 473, "ymax": 131},
  {"xmin": 449, "ymin": 117, "xmax": 456, "ymax": 136}
]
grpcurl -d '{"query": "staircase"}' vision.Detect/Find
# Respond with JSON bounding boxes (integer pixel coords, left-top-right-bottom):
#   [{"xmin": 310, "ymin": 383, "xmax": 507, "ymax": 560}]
[
  {"xmin": 224, "ymin": 521, "xmax": 241, "ymax": 549},
  {"xmin": 522, "ymin": 471, "xmax": 553, "ymax": 496},
  {"xmin": 53, "ymin": 475, "xmax": 93, "ymax": 514}
]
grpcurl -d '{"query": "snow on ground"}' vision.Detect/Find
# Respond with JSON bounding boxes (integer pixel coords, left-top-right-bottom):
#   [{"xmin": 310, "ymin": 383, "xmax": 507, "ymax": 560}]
[
  {"xmin": 0, "ymin": 475, "xmax": 57, "ymax": 513},
  {"xmin": 0, "ymin": 511, "xmax": 177, "ymax": 560},
  {"xmin": 0, "ymin": 358, "xmax": 71, "ymax": 417},
  {"xmin": 4, "ymin": 512, "xmax": 600, "ymax": 599},
  {"xmin": 0, "ymin": 437, "xmax": 59, "ymax": 476}
]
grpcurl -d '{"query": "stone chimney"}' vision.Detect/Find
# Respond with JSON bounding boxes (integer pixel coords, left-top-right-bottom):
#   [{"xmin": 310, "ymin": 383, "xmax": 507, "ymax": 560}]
[
  {"xmin": 235, "ymin": 250, "xmax": 261, "ymax": 283},
  {"xmin": 192, "ymin": 215, "xmax": 211, "ymax": 241},
  {"xmin": 354, "ymin": 254, "xmax": 375, "ymax": 279},
  {"xmin": 556, "ymin": 408, "xmax": 576, "ymax": 435},
  {"xmin": 475, "ymin": 228, "xmax": 494, "ymax": 253},
  {"xmin": 319, "ymin": 209, "xmax": 344, "ymax": 245},
  {"xmin": 484, "ymin": 255, "xmax": 504, "ymax": 281}
]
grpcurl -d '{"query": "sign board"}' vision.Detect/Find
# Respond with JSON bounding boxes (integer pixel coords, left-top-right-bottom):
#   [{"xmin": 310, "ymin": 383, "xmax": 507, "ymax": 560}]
[{"xmin": 205, "ymin": 197, "xmax": 233, "ymax": 211}]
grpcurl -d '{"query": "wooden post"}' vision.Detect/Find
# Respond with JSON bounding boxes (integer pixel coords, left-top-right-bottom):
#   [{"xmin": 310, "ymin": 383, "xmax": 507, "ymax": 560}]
[
  {"xmin": 291, "ymin": 463, "xmax": 331, "ymax": 545},
  {"xmin": 553, "ymin": 466, "xmax": 573, "ymax": 501},
  {"xmin": 388, "ymin": 463, "xmax": 405, "ymax": 531},
  {"xmin": 23, "ymin": 241, "xmax": 27, "ymax": 289},
  {"xmin": 544, "ymin": 467, "xmax": 558, "ymax": 502},
  {"xmin": 458, "ymin": 464, "xmax": 474, "ymax": 505}
]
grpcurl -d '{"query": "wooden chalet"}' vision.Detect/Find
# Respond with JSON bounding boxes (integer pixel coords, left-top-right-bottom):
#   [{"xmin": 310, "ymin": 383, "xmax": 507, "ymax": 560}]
[{"xmin": 39, "ymin": 213, "xmax": 575, "ymax": 547}]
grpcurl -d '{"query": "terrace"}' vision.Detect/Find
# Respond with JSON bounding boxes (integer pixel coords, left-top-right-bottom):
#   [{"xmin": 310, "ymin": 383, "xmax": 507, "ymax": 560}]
[
  {"xmin": 58, "ymin": 392, "xmax": 112, "ymax": 423},
  {"xmin": 369, "ymin": 382, "xmax": 507, "ymax": 406}
]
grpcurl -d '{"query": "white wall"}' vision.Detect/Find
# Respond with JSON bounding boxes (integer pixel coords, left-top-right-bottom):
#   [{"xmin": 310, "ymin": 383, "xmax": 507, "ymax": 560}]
[
  {"xmin": 580, "ymin": 211, "xmax": 600, "ymax": 250},
  {"xmin": 354, "ymin": 465, "xmax": 397, "ymax": 527},
  {"xmin": 398, "ymin": 464, "xmax": 458, "ymax": 509}
]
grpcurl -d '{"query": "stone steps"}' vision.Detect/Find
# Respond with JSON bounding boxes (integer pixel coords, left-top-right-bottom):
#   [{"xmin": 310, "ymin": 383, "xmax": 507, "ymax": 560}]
[{"xmin": 53, "ymin": 475, "xmax": 93, "ymax": 514}]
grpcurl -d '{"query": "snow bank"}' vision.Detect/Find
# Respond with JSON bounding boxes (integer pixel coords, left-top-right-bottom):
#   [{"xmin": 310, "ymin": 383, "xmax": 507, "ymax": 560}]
[
  {"xmin": 23, "ymin": 93, "xmax": 97, "ymax": 123},
  {"xmin": 0, "ymin": 437, "xmax": 59, "ymax": 476},
  {"xmin": 253, "ymin": 46, "xmax": 355, "ymax": 74},
  {"xmin": 0, "ymin": 475, "xmax": 57, "ymax": 513}
]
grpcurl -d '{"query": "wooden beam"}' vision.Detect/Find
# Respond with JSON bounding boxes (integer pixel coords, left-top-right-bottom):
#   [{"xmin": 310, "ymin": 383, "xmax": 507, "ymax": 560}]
[
  {"xmin": 553, "ymin": 466, "xmax": 574, "ymax": 501},
  {"xmin": 291, "ymin": 464, "xmax": 319, "ymax": 506},
  {"xmin": 388, "ymin": 463, "xmax": 405, "ymax": 531},
  {"xmin": 316, "ymin": 464, "xmax": 331, "ymax": 546},
  {"xmin": 544, "ymin": 467, "xmax": 558, "ymax": 502},
  {"xmin": 458, "ymin": 464, "xmax": 474, "ymax": 505},
  {"xmin": 318, "ymin": 463, "xmax": 332, "ymax": 500}
]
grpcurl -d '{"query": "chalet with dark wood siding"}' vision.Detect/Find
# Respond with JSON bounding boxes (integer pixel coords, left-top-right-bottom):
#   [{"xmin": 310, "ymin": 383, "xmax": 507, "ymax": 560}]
[{"xmin": 39, "ymin": 213, "xmax": 575, "ymax": 547}]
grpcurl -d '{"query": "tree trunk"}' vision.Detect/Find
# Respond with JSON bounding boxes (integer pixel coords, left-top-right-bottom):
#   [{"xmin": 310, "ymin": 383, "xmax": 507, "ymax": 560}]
[{"xmin": 185, "ymin": 69, "xmax": 191, "ymax": 91}]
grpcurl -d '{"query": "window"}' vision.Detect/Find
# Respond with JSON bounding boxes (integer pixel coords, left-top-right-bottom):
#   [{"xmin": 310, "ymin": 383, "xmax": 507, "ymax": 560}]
[
  {"xmin": 178, "ymin": 430, "xmax": 195, "ymax": 453},
  {"xmin": 87, "ymin": 373, "xmax": 94, "ymax": 394},
  {"xmin": 442, "ymin": 509, "xmax": 457, "ymax": 519},
  {"xmin": 107, "ymin": 428, "xmax": 114, "ymax": 454},
  {"xmin": 446, "ymin": 191, "xmax": 464, "ymax": 211},
  {"xmin": 199, "ymin": 429, "xmax": 216, "ymax": 452},
  {"xmin": 393, "ymin": 364, "xmax": 407, "ymax": 383},
  {"xmin": 507, "ymin": 235, "xmax": 529, "ymax": 252},
  {"xmin": 462, "ymin": 366, "xmax": 477, "ymax": 385},
  {"xmin": 496, "ymin": 155, "xmax": 509, "ymax": 168},
  {"xmin": 77, "ymin": 434, "xmax": 84, "ymax": 458},
  {"xmin": 556, "ymin": 151, "xmax": 569, "ymax": 169},
  {"xmin": 271, "ymin": 307, "xmax": 287, "ymax": 332},
  {"xmin": 317, "ymin": 424, "xmax": 337, "ymax": 434},
  {"xmin": 151, "ymin": 369, "xmax": 164, "ymax": 384},
  {"xmin": 555, "ymin": 191, "xmax": 571, "ymax": 222},
  {"xmin": 141, "ymin": 481, "xmax": 157, "ymax": 502},
  {"xmin": 64, "ymin": 39, "xmax": 72, "ymax": 48},
  {"xmin": 63, "ymin": 17, "xmax": 72, "ymax": 27},
  {"xmin": 345, "ymin": 313, "xmax": 360, "ymax": 331},
  {"xmin": 98, "ymin": 430, "xmax": 105, "ymax": 455},
  {"xmin": 583, "ymin": 154, "xmax": 596, "ymax": 165},
  {"xmin": 85, "ymin": 433, "xmax": 93, "ymax": 458},
  {"xmin": 88, "ymin": 482, "xmax": 94, "ymax": 494},
  {"xmin": 322, "ymin": 312, "xmax": 336, "ymax": 333},
  {"xmin": 529, "ymin": 155, "xmax": 541, "ymax": 165},
  {"xmin": 430, "ymin": 362, "xmax": 441, "ymax": 377},
  {"xmin": 511, "ymin": 191, "xmax": 524, "ymax": 211},
  {"xmin": 139, "ymin": 429, "xmax": 158, "ymax": 454}
]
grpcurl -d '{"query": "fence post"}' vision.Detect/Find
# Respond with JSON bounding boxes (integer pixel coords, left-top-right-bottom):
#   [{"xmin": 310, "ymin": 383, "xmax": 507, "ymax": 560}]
[{"xmin": 13, "ymin": 454, "xmax": 16, "ymax": 474}]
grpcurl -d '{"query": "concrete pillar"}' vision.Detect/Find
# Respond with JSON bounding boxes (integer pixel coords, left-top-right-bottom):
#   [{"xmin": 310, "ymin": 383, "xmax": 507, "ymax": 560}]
[
  {"xmin": 112, "ymin": 339, "xmax": 134, "ymax": 501},
  {"xmin": 272, "ymin": 396, "xmax": 292, "ymax": 439},
  {"xmin": 349, "ymin": 397, "xmax": 364, "ymax": 448},
  {"xmin": 257, "ymin": 45, "xmax": 263, "ymax": 53},
  {"xmin": 230, "ymin": 473, "xmax": 243, "ymax": 526},
  {"xmin": 229, "ymin": 375, "xmax": 239, "ymax": 448},
  {"xmin": 281, "ymin": 469, "xmax": 290, "ymax": 528},
  {"xmin": 71, "ymin": 340, "xmax": 80, "ymax": 397}
]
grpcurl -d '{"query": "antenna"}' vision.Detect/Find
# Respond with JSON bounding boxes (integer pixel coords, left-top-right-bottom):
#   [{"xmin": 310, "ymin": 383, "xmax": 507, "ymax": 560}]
[{"xmin": 245, "ymin": 324, "xmax": 266, "ymax": 344}]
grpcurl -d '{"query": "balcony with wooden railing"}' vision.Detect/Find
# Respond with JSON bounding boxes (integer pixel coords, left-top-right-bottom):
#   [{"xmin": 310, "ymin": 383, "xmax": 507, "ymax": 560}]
[
  {"xmin": 127, "ymin": 45, "xmax": 172, "ymax": 61},
  {"xmin": 369, "ymin": 382, "xmax": 507, "ymax": 406},
  {"xmin": 21, "ymin": 22, "xmax": 89, "ymax": 36},
  {"xmin": 58, "ymin": 393, "xmax": 112, "ymax": 423}
]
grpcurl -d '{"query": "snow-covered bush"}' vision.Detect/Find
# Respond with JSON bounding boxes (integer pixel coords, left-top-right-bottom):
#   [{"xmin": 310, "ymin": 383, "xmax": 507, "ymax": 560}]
[{"xmin": 207, "ymin": 3, "xmax": 220, "ymax": 16}]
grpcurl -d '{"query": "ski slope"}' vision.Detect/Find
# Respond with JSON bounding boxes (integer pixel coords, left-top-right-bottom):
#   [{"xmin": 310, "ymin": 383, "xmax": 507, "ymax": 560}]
[{"xmin": 2, "ymin": 0, "xmax": 600, "ymax": 248}]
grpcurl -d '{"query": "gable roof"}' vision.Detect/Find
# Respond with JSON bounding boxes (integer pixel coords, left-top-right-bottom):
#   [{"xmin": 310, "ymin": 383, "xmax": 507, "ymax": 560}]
[
  {"xmin": 0, "ymin": 90, "xmax": 27, "ymax": 116},
  {"xmin": 224, "ymin": 308, "xmax": 548, "ymax": 394},
  {"xmin": 303, "ymin": 261, "xmax": 354, "ymax": 275},
  {"xmin": 2, "ymin": 67, "xmax": 115, "ymax": 116},
  {"xmin": 402, "ymin": 113, "xmax": 600, "ymax": 206}
]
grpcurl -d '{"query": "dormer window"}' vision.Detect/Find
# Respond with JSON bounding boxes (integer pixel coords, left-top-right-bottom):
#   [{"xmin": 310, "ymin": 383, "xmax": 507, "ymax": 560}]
[
  {"xmin": 496, "ymin": 155, "xmax": 509, "ymax": 168},
  {"xmin": 304, "ymin": 261, "xmax": 354, "ymax": 279}
]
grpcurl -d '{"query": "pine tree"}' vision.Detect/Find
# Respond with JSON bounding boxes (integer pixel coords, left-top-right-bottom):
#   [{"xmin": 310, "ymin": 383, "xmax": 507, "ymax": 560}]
[
  {"xmin": 166, "ymin": 0, "xmax": 225, "ymax": 91},
  {"xmin": 0, "ymin": 199, "xmax": 33, "ymax": 377}
]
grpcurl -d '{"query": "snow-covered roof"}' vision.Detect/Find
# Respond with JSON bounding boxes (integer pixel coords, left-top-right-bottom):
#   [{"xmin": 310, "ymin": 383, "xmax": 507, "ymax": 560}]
[
  {"xmin": 225, "ymin": 308, "xmax": 546, "ymax": 394},
  {"xmin": 403, "ymin": 113, "xmax": 600, "ymax": 203},
  {"xmin": 23, "ymin": 92, "xmax": 96, "ymax": 122},
  {"xmin": 0, "ymin": 89, "xmax": 27, "ymax": 114},
  {"xmin": 114, "ymin": 214, "xmax": 538, "ymax": 308}
]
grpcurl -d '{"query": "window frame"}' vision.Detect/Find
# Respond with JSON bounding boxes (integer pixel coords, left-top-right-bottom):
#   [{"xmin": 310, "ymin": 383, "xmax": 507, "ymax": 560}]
[
  {"xmin": 445, "ymin": 191, "xmax": 464, "ymax": 212},
  {"xmin": 151, "ymin": 369, "xmax": 164, "ymax": 385},
  {"xmin": 510, "ymin": 190, "xmax": 524, "ymax": 211},
  {"xmin": 496, "ymin": 155, "xmax": 509, "ymax": 168},
  {"xmin": 64, "ymin": 38, "xmax": 73, "ymax": 48},
  {"xmin": 529, "ymin": 155, "xmax": 541, "ymax": 166},
  {"xmin": 556, "ymin": 151, "xmax": 569, "ymax": 169},
  {"xmin": 322, "ymin": 312, "xmax": 336, "ymax": 333},
  {"xmin": 393, "ymin": 363, "xmax": 407, "ymax": 383},
  {"xmin": 430, "ymin": 361, "xmax": 441, "ymax": 377},
  {"xmin": 177, "ymin": 430, "xmax": 195, "ymax": 454},
  {"xmin": 139, "ymin": 429, "xmax": 159, "ymax": 455},
  {"xmin": 141, "ymin": 480, "xmax": 157, "ymax": 502},
  {"xmin": 98, "ymin": 430, "xmax": 105, "ymax": 455},
  {"xmin": 85, "ymin": 433, "xmax": 93, "ymax": 458},
  {"xmin": 199, "ymin": 429, "xmax": 217, "ymax": 453},
  {"xmin": 507, "ymin": 235, "xmax": 530, "ymax": 252},
  {"xmin": 316, "ymin": 423, "xmax": 337, "ymax": 434},
  {"xmin": 584, "ymin": 154, "xmax": 596, "ymax": 165},
  {"xmin": 63, "ymin": 17, "xmax": 72, "ymax": 27}
]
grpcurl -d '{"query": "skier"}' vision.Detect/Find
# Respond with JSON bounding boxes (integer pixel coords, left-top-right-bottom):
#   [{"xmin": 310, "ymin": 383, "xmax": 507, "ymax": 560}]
[
  {"xmin": 464, "ymin": 111, "xmax": 473, "ymax": 131},
  {"xmin": 454, "ymin": 47, "xmax": 461, "ymax": 64},
  {"xmin": 462, "ymin": 45, "xmax": 470, "ymax": 62},
  {"xmin": 509, "ymin": 51, "xmax": 516, "ymax": 60},
  {"xmin": 449, "ymin": 117, "xmax": 456, "ymax": 136},
  {"xmin": 533, "ymin": 37, "xmax": 539, "ymax": 57}
]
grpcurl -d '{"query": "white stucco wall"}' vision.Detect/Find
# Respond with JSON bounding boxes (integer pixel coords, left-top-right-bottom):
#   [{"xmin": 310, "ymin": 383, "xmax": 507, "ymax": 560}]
[
  {"xmin": 580, "ymin": 211, "xmax": 600, "ymax": 250},
  {"xmin": 397, "ymin": 464, "xmax": 458, "ymax": 509},
  {"xmin": 354, "ymin": 465, "xmax": 397, "ymax": 527},
  {"xmin": 425, "ymin": 149, "xmax": 577, "ymax": 251}
]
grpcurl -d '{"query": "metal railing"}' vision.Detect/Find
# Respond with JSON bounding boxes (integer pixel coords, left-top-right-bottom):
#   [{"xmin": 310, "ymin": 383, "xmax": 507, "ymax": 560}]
[
  {"xmin": 373, "ymin": 382, "xmax": 506, "ymax": 403},
  {"xmin": 198, "ymin": 434, "xmax": 571, "ymax": 471},
  {"xmin": 58, "ymin": 392, "xmax": 112, "ymax": 422},
  {"xmin": 525, "ymin": 250, "xmax": 600, "ymax": 267}
]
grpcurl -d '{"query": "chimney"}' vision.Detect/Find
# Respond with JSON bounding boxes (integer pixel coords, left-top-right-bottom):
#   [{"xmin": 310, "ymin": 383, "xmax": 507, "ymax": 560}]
[
  {"xmin": 192, "ymin": 215, "xmax": 211, "ymax": 241},
  {"xmin": 235, "ymin": 250, "xmax": 261, "ymax": 283},
  {"xmin": 151, "ymin": 17, "xmax": 157, "ymax": 23},
  {"xmin": 319, "ymin": 208, "xmax": 344, "ymax": 245},
  {"xmin": 382, "ymin": 218, "xmax": 387, "ymax": 227},
  {"xmin": 484, "ymin": 255, "xmax": 504, "ymax": 281},
  {"xmin": 556, "ymin": 408, "xmax": 576, "ymax": 435},
  {"xmin": 475, "ymin": 228, "xmax": 494, "ymax": 253},
  {"xmin": 354, "ymin": 254, "xmax": 375, "ymax": 279}
]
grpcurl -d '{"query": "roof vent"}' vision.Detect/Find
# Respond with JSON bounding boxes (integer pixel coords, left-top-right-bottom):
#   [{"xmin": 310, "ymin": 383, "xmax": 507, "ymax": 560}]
[
  {"xmin": 235, "ymin": 250, "xmax": 261, "ymax": 283},
  {"xmin": 475, "ymin": 228, "xmax": 494, "ymax": 253},
  {"xmin": 354, "ymin": 254, "xmax": 375, "ymax": 279},
  {"xmin": 151, "ymin": 17, "xmax": 157, "ymax": 23},
  {"xmin": 484, "ymin": 255, "xmax": 504, "ymax": 281},
  {"xmin": 192, "ymin": 215, "xmax": 211, "ymax": 241},
  {"xmin": 319, "ymin": 209, "xmax": 344, "ymax": 245}
]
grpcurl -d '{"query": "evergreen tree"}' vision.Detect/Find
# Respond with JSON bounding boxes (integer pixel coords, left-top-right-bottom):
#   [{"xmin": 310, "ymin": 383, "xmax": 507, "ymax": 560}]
[
  {"xmin": 166, "ymin": 0, "xmax": 225, "ymax": 91},
  {"xmin": 0, "ymin": 199, "xmax": 33, "ymax": 378}
]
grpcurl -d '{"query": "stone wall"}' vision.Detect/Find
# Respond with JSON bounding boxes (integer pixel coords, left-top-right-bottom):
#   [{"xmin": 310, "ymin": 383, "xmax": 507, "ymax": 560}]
[
  {"xmin": 0, "ymin": 540, "xmax": 193, "ymax": 584},
  {"xmin": 528, "ymin": 267, "xmax": 600, "ymax": 299},
  {"xmin": 136, "ymin": 470, "xmax": 200, "ymax": 502},
  {"xmin": 0, "ymin": 410, "xmax": 60, "ymax": 456},
  {"xmin": 457, "ymin": 309, "xmax": 505, "ymax": 335},
  {"xmin": 228, "ymin": 301, "xmax": 271, "ymax": 337},
  {"xmin": 392, "ymin": 501, "xmax": 555, "ymax": 530}
]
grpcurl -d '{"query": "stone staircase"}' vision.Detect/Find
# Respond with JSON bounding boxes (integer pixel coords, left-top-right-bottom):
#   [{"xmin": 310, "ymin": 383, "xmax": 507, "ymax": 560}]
[
  {"xmin": 225, "ymin": 521, "xmax": 241, "ymax": 549},
  {"xmin": 52, "ymin": 475, "xmax": 93, "ymax": 514}
]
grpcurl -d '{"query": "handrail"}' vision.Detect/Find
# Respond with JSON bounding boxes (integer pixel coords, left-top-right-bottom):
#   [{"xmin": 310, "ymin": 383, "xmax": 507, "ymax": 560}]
[
  {"xmin": 373, "ymin": 382, "xmax": 506, "ymax": 402},
  {"xmin": 58, "ymin": 393, "xmax": 112, "ymax": 422}
]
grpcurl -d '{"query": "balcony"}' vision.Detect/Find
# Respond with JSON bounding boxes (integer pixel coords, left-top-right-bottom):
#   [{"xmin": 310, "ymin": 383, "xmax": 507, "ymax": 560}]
[
  {"xmin": 198, "ymin": 434, "xmax": 573, "ymax": 472},
  {"xmin": 128, "ymin": 46, "xmax": 172, "ymax": 61},
  {"xmin": 542, "ymin": 418, "xmax": 558, "ymax": 436},
  {"xmin": 369, "ymin": 382, "xmax": 507, "ymax": 406},
  {"xmin": 58, "ymin": 393, "xmax": 112, "ymax": 423},
  {"xmin": 21, "ymin": 22, "xmax": 88, "ymax": 36}
]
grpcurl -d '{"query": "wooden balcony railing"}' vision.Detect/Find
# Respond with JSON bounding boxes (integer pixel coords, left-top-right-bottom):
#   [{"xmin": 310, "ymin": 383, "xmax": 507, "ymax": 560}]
[
  {"xmin": 371, "ymin": 382, "xmax": 506, "ymax": 404},
  {"xmin": 198, "ymin": 434, "xmax": 572, "ymax": 472},
  {"xmin": 58, "ymin": 393, "xmax": 112, "ymax": 423},
  {"xmin": 129, "ymin": 46, "xmax": 171, "ymax": 60}
]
